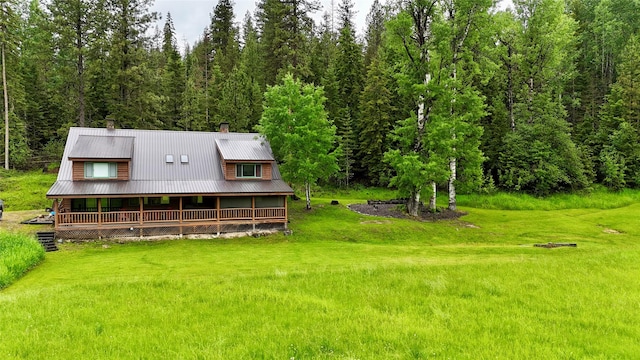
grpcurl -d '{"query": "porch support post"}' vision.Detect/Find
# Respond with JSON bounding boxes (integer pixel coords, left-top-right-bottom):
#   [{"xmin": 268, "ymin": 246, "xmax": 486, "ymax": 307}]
[
  {"xmin": 97, "ymin": 198, "xmax": 102, "ymax": 225},
  {"xmin": 97, "ymin": 198, "xmax": 102, "ymax": 238},
  {"xmin": 54, "ymin": 199, "xmax": 59, "ymax": 230},
  {"xmin": 252, "ymin": 196, "xmax": 256, "ymax": 231},
  {"xmin": 284, "ymin": 195, "xmax": 288, "ymax": 229},
  {"xmin": 139, "ymin": 197, "xmax": 143, "ymax": 237},
  {"xmin": 179, "ymin": 197, "xmax": 183, "ymax": 236},
  {"xmin": 216, "ymin": 196, "xmax": 221, "ymax": 235}
]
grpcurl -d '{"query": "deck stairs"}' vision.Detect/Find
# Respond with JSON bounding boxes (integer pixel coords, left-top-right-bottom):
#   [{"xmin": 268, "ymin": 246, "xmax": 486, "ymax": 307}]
[{"xmin": 36, "ymin": 231, "xmax": 58, "ymax": 252}]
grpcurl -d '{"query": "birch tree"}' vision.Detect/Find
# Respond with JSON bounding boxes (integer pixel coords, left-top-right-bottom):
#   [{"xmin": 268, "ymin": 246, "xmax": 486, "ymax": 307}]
[{"xmin": 384, "ymin": 0, "xmax": 440, "ymax": 216}]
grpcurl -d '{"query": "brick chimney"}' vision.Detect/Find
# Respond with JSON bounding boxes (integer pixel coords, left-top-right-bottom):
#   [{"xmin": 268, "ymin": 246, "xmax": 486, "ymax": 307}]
[
  {"xmin": 219, "ymin": 122, "xmax": 229, "ymax": 133},
  {"xmin": 106, "ymin": 116, "xmax": 115, "ymax": 130}
]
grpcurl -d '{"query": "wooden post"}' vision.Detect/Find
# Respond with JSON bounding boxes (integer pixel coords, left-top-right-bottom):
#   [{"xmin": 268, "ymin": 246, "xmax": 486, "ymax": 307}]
[
  {"xmin": 284, "ymin": 195, "xmax": 288, "ymax": 230},
  {"xmin": 97, "ymin": 198, "xmax": 102, "ymax": 238},
  {"xmin": 216, "ymin": 196, "xmax": 221, "ymax": 234},
  {"xmin": 252, "ymin": 196, "xmax": 256, "ymax": 231},
  {"xmin": 54, "ymin": 199, "xmax": 59, "ymax": 230},
  {"xmin": 139, "ymin": 197, "xmax": 143, "ymax": 237},
  {"xmin": 179, "ymin": 197, "xmax": 183, "ymax": 236}
]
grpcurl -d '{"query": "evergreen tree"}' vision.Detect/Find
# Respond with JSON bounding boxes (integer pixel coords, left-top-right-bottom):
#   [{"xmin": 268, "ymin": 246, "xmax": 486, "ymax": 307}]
[
  {"xmin": 596, "ymin": 35, "xmax": 640, "ymax": 188},
  {"xmin": 105, "ymin": 0, "xmax": 159, "ymax": 128},
  {"xmin": 256, "ymin": 0, "xmax": 318, "ymax": 84},
  {"xmin": 210, "ymin": 0, "xmax": 240, "ymax": 73},
  {"xmin": 0, "ymin": 0, "xmax": 21, "ymax": 169},
  {"xmin": 333, "ymin": 0, "xmax": 362, "ymax": 186},
  {"xmin": 160, "ymin": 13, "xmax": 185, "ymax": 129},
  {"xmin": 497, "ymin": 0, "xmax": 588, "ymax": 194},
  {"xmin": 49, "ymin": 0, "xmax": 101, "ymax": 127},
  {"xmin": 359, "ymin": 55, "xmax": 394, "ymax": 186},
  {"xmin": 238, "ymin": 12, "xmax": 264, "ymax": 130},
  {"xmin": 363, "ymin": 0, "xmax": 386, "ymax": 68}
]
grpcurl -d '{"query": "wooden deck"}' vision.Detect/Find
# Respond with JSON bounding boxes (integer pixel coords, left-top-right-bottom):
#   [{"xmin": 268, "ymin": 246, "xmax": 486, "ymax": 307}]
[{"xmin": 56, "ymin": 207, "xmax": 286, "ymax": 229}]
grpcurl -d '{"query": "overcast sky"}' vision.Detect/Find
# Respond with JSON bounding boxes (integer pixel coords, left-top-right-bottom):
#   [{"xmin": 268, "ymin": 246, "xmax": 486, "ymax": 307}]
[
  {"xmin": 151, "ymin": 0, "xmax": 375, "ymax": 50},
  {"xmin": 150, "ymin": 0, "xmax": 514, "ymax": 51}
]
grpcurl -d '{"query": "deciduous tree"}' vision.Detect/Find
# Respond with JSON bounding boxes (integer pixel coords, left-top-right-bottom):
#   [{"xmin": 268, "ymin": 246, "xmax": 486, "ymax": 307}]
[{"xmin": 258, "ymin": 74, "xmax": 339, "ymax": 209}]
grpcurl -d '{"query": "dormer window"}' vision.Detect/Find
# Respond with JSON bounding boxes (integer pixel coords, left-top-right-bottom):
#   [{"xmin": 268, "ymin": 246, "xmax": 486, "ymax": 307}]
[
  {"xmin": 236, "ymin": 163, "xmax": 262, "ymax": 178},
  {"xmin": 85, "ymin": 162, "xmax": 117, "ymax": 179}
]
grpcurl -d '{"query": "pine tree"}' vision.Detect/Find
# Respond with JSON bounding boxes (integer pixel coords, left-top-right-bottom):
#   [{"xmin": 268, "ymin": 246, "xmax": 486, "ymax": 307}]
[
  {"xmin": 359, "ymin": 55, "xmax": 394, "ymax": 186},
  {"xmin": 210, "ymin": 0, "xmax": 240, "ymax": 74},
  {"xmin": 256, "ymin": 0, "xmax": 319, "ymax": 84},
  {"xmin": 333, "ymin": 0, "xmax": 362, "ymax": 186},
  {"xmin": 49, "ymin": 0, "xmax": 102, "ymax": 127},
  {"xmin": 105, "ymin": 0, "xmax": 158, "ymax": 128},
  {"xmin": 363, "ymin": 0, "xmax": 386, "ymax": 68},
  {"xmin": 161, "ymin": 13, "xmax": 185, "ymax": 129},
  {"xmin": 238, "ymin": 12, "xmax": 264, "ymax": 131}
]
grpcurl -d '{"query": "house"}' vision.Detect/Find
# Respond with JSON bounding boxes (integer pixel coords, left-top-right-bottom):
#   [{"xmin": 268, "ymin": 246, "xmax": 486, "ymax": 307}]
[{"xmin": 46, "ymin": 123, "xmax": 294, "ymax": 239}]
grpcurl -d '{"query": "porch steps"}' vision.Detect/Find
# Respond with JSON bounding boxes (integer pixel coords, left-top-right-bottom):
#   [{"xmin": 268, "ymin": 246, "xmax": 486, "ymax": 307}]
[{"xmin": 36, "ymin": 231, "xmax": 58, "ymax": 252}]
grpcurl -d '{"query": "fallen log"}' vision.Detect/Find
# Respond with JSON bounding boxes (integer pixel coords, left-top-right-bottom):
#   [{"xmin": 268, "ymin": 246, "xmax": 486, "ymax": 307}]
[{"xmin": 534, "ymin": 243, "xmax": 577, "ymax": 248}]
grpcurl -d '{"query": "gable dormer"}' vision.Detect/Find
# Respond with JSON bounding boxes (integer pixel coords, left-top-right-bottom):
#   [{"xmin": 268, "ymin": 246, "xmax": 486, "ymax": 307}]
[
  {"xmin": 215, "ymin": 138, "xmax": 274, "ymax": 181},
  {"xmin": 68, "ymin": 135, "xmax": 134, "ymax": 181}
]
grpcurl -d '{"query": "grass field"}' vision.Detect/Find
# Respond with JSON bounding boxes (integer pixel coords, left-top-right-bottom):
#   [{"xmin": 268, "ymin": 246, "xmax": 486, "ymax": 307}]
[
  {"xmin": 0, "ymin": 170, "xmax": 57, "ymax": 211},
  {"xmin": 1, "ymin": 187, "xmax": 640, "ymax": 358},
  {"xmin": 0, "ymin": 231, "xmax": 44, "ymax": 289}
]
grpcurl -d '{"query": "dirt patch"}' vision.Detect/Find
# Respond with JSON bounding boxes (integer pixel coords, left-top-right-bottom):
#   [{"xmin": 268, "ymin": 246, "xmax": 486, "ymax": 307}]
[
  {"xmin": 348, "ymin": 203, "xmax": 467, "ymax": 222},
  {"xmin": 360, "ymin": 220, "xmax": 392, "ymax": 225},
  {"xmin": 603, "ymin": 228, "xmax": 622, "ymax": 234}
]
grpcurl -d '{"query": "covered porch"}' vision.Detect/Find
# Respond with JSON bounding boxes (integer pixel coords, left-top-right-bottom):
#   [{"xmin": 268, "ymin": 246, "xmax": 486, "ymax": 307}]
[{"xmin": 52, "ymin": 194, "xmax": 288, "ymax": 238}]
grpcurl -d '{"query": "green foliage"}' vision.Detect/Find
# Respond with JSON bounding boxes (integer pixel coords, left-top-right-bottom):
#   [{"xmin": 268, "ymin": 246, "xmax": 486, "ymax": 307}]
[
  {"xmin": 0, "ymin": 170, "xmax": 57, "ymax": 210},
  {"xmin": 0, "ymin": 231, "xmax": 44, "ymax": 289},
  {"xmin": 499, "ymin": 113, "xmax": 588, "ymax": 195},
  {"xmin": 359, "ymin": 56, "xmax": 394, "ymax": 186},
  {"xmin": 258, "ymin": 74, "xmax": 340, "ymax": 208}
]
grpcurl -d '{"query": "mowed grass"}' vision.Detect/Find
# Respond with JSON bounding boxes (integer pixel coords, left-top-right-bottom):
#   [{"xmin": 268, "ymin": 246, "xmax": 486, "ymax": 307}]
[{"xmin": 1, "ymin": 192, "xmax": 640, "ymax": 358}]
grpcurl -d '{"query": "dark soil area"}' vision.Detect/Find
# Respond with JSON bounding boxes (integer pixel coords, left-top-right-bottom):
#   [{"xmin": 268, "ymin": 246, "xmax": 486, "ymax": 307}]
[{"xmin": 348, "ymin": 202, "xmax": 467, "ymax": 221}]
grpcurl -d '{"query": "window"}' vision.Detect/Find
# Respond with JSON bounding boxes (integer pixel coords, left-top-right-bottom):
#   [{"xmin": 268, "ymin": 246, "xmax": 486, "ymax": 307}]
[
  {"xmin": 180, "ymin": 155, "xmax": 189, "ymax": 163},
  {"xmin": 236, "ymin": 164, "xmax": 262, "ymax": 178},
  {"xmin": 166, "ymin": 154, "xmax": 174, "ymax": 163},
  {"xmin": 85, "ymin": 162, "xmax": 117, "ymax": 179}
]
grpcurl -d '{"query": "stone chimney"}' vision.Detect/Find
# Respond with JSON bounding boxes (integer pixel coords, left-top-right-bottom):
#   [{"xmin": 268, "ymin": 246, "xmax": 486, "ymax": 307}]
[
  {"xmin": 219, "ymin": 122, "xmax": 229, "ymax": 133},
  {"xmin": 106, "ymin": 116, "xmax": 115, "ymax": 130}
]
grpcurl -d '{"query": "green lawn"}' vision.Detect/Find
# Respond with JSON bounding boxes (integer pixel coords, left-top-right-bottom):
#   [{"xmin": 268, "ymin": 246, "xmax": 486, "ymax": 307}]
[{"xmin": 1, "ymin": 192, "xmax": 640, "ymax": 358}]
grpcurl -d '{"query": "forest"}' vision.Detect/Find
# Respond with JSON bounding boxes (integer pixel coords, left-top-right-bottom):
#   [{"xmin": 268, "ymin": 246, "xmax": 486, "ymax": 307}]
[{"xmin": 1, "ymin": 0, "xmax": 639, "ymax": 200}]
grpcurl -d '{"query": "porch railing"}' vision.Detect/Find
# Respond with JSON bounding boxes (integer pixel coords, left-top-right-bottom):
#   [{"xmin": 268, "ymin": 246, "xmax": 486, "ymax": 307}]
[{"xmin": 57, "ymin": 207, "xmax": 285, "ymax": 227}]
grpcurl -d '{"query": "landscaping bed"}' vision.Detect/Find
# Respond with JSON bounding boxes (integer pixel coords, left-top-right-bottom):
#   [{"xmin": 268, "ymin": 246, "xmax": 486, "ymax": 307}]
[{"xmin": 349, "ymin": 200, "xmax": 467, "ymax": 221}]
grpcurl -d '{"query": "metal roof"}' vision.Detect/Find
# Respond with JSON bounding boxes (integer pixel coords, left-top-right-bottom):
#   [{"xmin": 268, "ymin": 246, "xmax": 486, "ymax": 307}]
[
  {"xmin": 68, "ymin": 135, "xmax": 134, "ymax": 159},
  {"xmin": 47, "ymin": 127, "xmax": 293, "ymax": 197},
  {"xmin": 215, "ymin": 138, "xmax": 274, "ymax": 161},
  {"xmin": 47, "ymin": 180, "xmax": 294, "ymax": 197}
]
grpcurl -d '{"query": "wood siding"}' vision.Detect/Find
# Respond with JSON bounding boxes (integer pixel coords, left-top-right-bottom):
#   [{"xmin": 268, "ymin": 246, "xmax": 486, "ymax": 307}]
[
  {"xmin": 225, "ymin": 162, "xmax": 272, "ymax": 180},
  {"xmin": 72, "ymin": 161, "xmax": 129, "ymax": 181}
]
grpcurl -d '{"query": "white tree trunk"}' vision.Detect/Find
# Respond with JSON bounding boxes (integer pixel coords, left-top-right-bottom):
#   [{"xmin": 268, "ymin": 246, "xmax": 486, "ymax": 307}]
[
  {"xmin": 305, "ymin": 181, "xmax": 311, "ymax": 210},
  {"xmin": 448, "ymin": 157, "xmax": 456, "ymax": 211},
  {"xmin": 407, "ymin": 189, "xmax": 421, "ymax": 217},
  {"xmin": 429, "ymin": 182, "xmax": 436, "ymax": 211}
]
